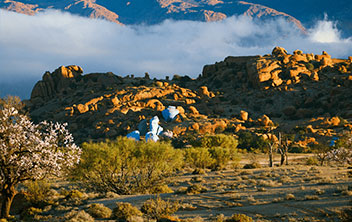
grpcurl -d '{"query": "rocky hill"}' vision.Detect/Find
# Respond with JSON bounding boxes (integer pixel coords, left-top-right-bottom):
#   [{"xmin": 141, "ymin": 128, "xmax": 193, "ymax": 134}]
[
  {"xmin": 0, "ymin": 0, "xmax": 304, "ymax": 30},
  {"xmin": 26, "ymin": 47, "xmax": 352, "ymax": 148}
]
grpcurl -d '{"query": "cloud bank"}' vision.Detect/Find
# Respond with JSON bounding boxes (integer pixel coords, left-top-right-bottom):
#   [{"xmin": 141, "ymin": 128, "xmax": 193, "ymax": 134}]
[{"xmin": 0, "ymin": 9, "xmax": 351, "ymax": 98}]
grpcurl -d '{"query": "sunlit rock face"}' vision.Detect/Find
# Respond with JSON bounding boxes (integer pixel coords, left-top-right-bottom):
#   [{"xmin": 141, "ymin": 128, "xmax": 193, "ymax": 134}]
[{"xmin": 26, "ymin": 47, "xmax": 352, "ymax": 149}]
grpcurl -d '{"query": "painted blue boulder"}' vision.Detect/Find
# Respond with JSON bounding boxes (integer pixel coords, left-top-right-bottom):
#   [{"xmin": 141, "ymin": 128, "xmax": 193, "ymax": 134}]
[
  {"xmin": 126, "ymin": 130, "xmax": 140, "ymax": 141},
  {"xmin": 150, "ymin": 116, "xmax": 163, "ymax": 135},
  {"xmin": 162, "ymin": 106, "xmax": 180, "ymax": 122}
]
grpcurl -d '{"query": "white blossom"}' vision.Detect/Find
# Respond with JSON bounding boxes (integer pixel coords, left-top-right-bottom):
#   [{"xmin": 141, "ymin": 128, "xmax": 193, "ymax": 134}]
[{"xmin": 0, "ymin": 106, "xmax": 81, "ymax": 187}]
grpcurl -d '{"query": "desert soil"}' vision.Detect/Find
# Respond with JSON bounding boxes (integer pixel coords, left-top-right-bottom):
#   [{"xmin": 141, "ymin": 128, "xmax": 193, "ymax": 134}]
[{"xmin": 77, "ymin": 154, "xmax": 352, "ymax": 221}]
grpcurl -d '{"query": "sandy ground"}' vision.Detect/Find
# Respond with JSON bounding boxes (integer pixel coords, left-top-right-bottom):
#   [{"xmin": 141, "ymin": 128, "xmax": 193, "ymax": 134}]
[
  {"xmin": 78, "ymin": 155, "xmax": 352, "ymax": 221},
  {"xmin": 8, "ymin": 154, "xmax": 352, "ymax": 221}
]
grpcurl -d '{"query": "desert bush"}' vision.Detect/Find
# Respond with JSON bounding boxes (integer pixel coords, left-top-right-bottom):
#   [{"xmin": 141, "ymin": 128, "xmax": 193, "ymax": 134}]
[
  {"xmin": 150, "ymin": 184, "xmax": 174, "ymax": 194},
  {"xmin": 285, "ymin": 193, "xmax": 295, "ymax": 200},
  {"xmin": 199, "ymin": 134, "xmax": 238, "ymax": 149},
  {"xmin": 186, "ymin": 184, "xmax": 208, "ymax": 194},
  {"xmin": 175, "ymin": 186, "xmax": 188, "ymax": 194},
  {"xmin": 306, "ymin": 156, "xmax": 319, "ymax": 165},
  {"xmin": 184, "ymin": 147, "xmax": 214, "ymax": 169},
  {"xmin": 305, "ymin": 62, "xmax": 315, "ymax": 71},
  {"xmin": 243, "ymin": 162, "xmax": 261, "ymax": 169},
  {"xmin": 208, "ymin": 146, "xmax": 238, "ymax": 169},
  {"xmin": 106, "ymin": 191, "xmax": 120, "ymax": 198},
  {"xmin": 201, "ymin": 134, "xmax": 240, "ymax": 169},
  {"xmin": 185, "ymin": 135, "xmax": 240, "ymax": 170},
  {"xmin": 112, "ymin": 202, "xmax": 143, "ymax": 221},
  {"xmin": 64, "ymin": 210, "xmax": 95, "ymax": 222},
  {"xmin": 311, "ymin": 143, "xmax": 334, "ymax": 166},
  {"xmin": 20, "ymin": 207, "xmax": 43, "ymax": 221},
  {"xmin": 315, "ymin": 188, "xmax": 325, "ymax": 195},
  {"xmin": 65, "ymin": 190, "xmax": 86, "ymax": 200},
  {"xmin": 87, "ymin": 203, "xmax": 112, "ymax": 219},
  {"xmin": 304, "ymin": 195, "xmax": 319, "ymax": 200},
  {"xmin": 72, "ymin": 137, "xmax": 183, "ymax": 194},
  {"xmin": 183, "ymin": 216, "xmax": 204, "ymax": 222},
  {"xmin": 258, "ymin": 180, "xmax": 279, "ymax": 187},
  {"xmin": 192, "ymin": 168, "xmax": 206, "ymax": 174},
  {"xmin": 237, "ymin": 131, "xmax": 267, "ymax": 151},
  {"xmin": 225, "ymin": 213, "xmax": 253, "ymax": 222},
  {"xmin": 141, "ymin": 196, "xmax": 179, "ymax": 220},
  {"xmin": 24, "ymin": 180, "xmax": 52, "ymax": 207}
]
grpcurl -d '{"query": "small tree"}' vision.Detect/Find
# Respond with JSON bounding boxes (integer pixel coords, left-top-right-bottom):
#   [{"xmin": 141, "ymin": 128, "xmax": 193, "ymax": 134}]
[
  {"xmin": 328, "ymin": 133, "xmax": 352, "ymax": 164},
  {"xmin": 312, "ymin": 143, "xmax": 333, "ymax": 166},
  {"xmin": 267, "ymin": 140, "xmax": 276, "ymax": 167},
  {"xmin": 0, "ymin": 98, "xmax": 81, "ymax": 219},
  {"xmin": 72, "ymin": 137, "xmax": 183, "ymax": 194},
  {"xmin": 278, "ymin": 133, "xmax": 294, "ymax": 166}
]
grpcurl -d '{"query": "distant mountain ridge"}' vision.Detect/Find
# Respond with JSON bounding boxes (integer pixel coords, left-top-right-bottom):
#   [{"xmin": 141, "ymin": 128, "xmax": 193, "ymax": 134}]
[{"xmin": 0, "ymin": 0, "xmax": 305, "ymax": 31}]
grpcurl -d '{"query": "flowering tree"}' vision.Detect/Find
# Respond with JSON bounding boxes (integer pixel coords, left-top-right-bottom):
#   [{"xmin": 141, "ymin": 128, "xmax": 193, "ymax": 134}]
[
  {"xmin": 327, "ymin": 133, "xmax": 352, "ymax": 164},
  {"xmin": 0, "ymin": 98, "xmax": 81, "ymax": 218}
]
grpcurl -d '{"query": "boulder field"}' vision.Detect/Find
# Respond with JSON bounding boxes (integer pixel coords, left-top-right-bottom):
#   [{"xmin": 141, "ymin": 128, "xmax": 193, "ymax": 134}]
[{"xmin": 26, "ymin": 47, "xmax": 352, "ymax": 147}]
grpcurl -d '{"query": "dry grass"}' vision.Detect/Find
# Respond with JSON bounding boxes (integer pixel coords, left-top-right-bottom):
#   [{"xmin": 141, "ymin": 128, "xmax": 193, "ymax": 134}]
[
  {"xmin": 285, "ymin": 193, "xmax": 296, "ymax": 200},
  {"xmin": 10, "ymin": 155, "xmax": 352, "ymax": 222},
  {"xmin": 304, "ymin": 195, "xmax": 320, "ymax": 200}
]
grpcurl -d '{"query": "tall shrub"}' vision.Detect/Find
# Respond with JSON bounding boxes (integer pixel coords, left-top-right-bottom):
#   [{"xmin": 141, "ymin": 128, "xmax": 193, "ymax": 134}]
[{"xmin": 72, "ymin": 137, "xmax": 183, "ymax": 194}]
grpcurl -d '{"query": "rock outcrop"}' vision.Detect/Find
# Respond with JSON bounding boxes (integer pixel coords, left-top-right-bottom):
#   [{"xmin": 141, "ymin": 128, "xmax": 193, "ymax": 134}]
[
  {"xmin": 30, "ymin": 65, "xmax": 83, "ymax": 103},
  {"xmin": 27, "ymin": 47, "xmax": 352, "ymax": 148}
]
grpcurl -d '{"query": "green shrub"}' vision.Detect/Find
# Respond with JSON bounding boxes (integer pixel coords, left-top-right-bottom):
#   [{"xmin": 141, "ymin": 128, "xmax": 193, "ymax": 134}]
[
  {"xmin": 225, "ymin": 213, "xmax": 253, "ymax": 222},
  {"xmin": 87, "ymin": 203, "xmax": 112, "ymax": 219},
  {"xmin": 72, "ymin": 137, "xmax": 183, "ymax": 194},
  {"xmin": 20, "ymin": 207, "xmax": 43, "ymax": 221},
  {"xmin": 243, "ymin": 162, "xmax": 261, "ymax": 169},
  {"xmin": 150, "ymin": 184, "xmax": 174, "ymax": 194},
  {"xmin": 64, "ymin": 210, "xmax": 95, "ymax": 222},
  {"xmin": 237, "ymin": 131, "xmax": 267, "ymax": 151},
  {"xmin": 141, "ymin": 196, "xmax": 179, "ymax": 220},
  {"xmin": 306, "ymin": 156, "xmax": 319, "ymax": 165},
  {"xmin": 65, "ymin": 190, "xmax": 85, "ymax": 200},
  {"xmin": 197, "ymin": 134, "xmax": 240, "ymax": 169},
  {"xmin": 24, "ymin": 180, "xmax": 52, "ymax": 207},
  {"xmin": 112, "ymin": 202, "xmax": 143, "ymax": 221},
  {"xmin": 209, "ymin": 146, "xmax": 239, "ymax": 169},
  {"xmin": 305, "ymin": 62, "xmax": 315, "ymax": 71},
  {"xmin": 186, "ymin": 184, "xmax": 207, "ymax": 194},
  {"xmin": 199, "ymin": 134, "xmax": 238, "ymax": 149},
  {"xmin": 184, "ymin": 147, "xmax": 214, "ymax": 169}
]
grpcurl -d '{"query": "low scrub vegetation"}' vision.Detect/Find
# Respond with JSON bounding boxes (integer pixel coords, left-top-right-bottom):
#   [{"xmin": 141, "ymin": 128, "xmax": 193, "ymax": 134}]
[
  {"xmin": 141, "ymin": 195, "xmax": 179, "ymax": 220},
  {"xmin": 185, "ymin": 134, "xmax": 240, "ymax": 169},
  {"xmin": 72, "ymin": 137, "xmax": 183, "ymax": 194},
  {"xmin": 87, "ymin": 203, "xmax": 112, "ymax": 219},
  {"xmin": 112, "ymin": 202, "xmax": 143, "ymax": 221}
]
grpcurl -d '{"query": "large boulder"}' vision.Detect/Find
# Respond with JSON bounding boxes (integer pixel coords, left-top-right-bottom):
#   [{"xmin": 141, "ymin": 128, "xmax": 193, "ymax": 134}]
[
  {"xmin": 272, "ymin": 47, "xmax": 288, "ymax": 57},
  {"xmin": 162, "ymin": 106, "xmax": 180, "ymax": 122},
  {"xmin": 30, "ymin": 65, "xmax": 83, "ymax": 102},
  {"xmin": 127, "ymin": 130, "xmax": 140, "ymax": 141}
]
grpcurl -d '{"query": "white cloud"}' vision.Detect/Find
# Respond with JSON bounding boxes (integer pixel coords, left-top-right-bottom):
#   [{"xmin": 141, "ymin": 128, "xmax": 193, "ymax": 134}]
[{"xmin": 0, "ymin": 9, "xmax": 351, "ymax": 98}]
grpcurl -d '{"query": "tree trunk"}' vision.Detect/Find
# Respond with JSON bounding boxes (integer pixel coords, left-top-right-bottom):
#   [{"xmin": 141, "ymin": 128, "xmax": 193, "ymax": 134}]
[
  {"xmin": 1, "ymin": 184, "xmax": 16, "ymax": 219},
  {"xmin": 269, "ymin": 148, "xmax": 273, "ymax": 167},
  {"xmin": 285, "ymin": 151, "xmax": 289, "ymax": 165},
  {"xmin": 280, "ymin": 153, "xmax": 285, "ymax": 166}
]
